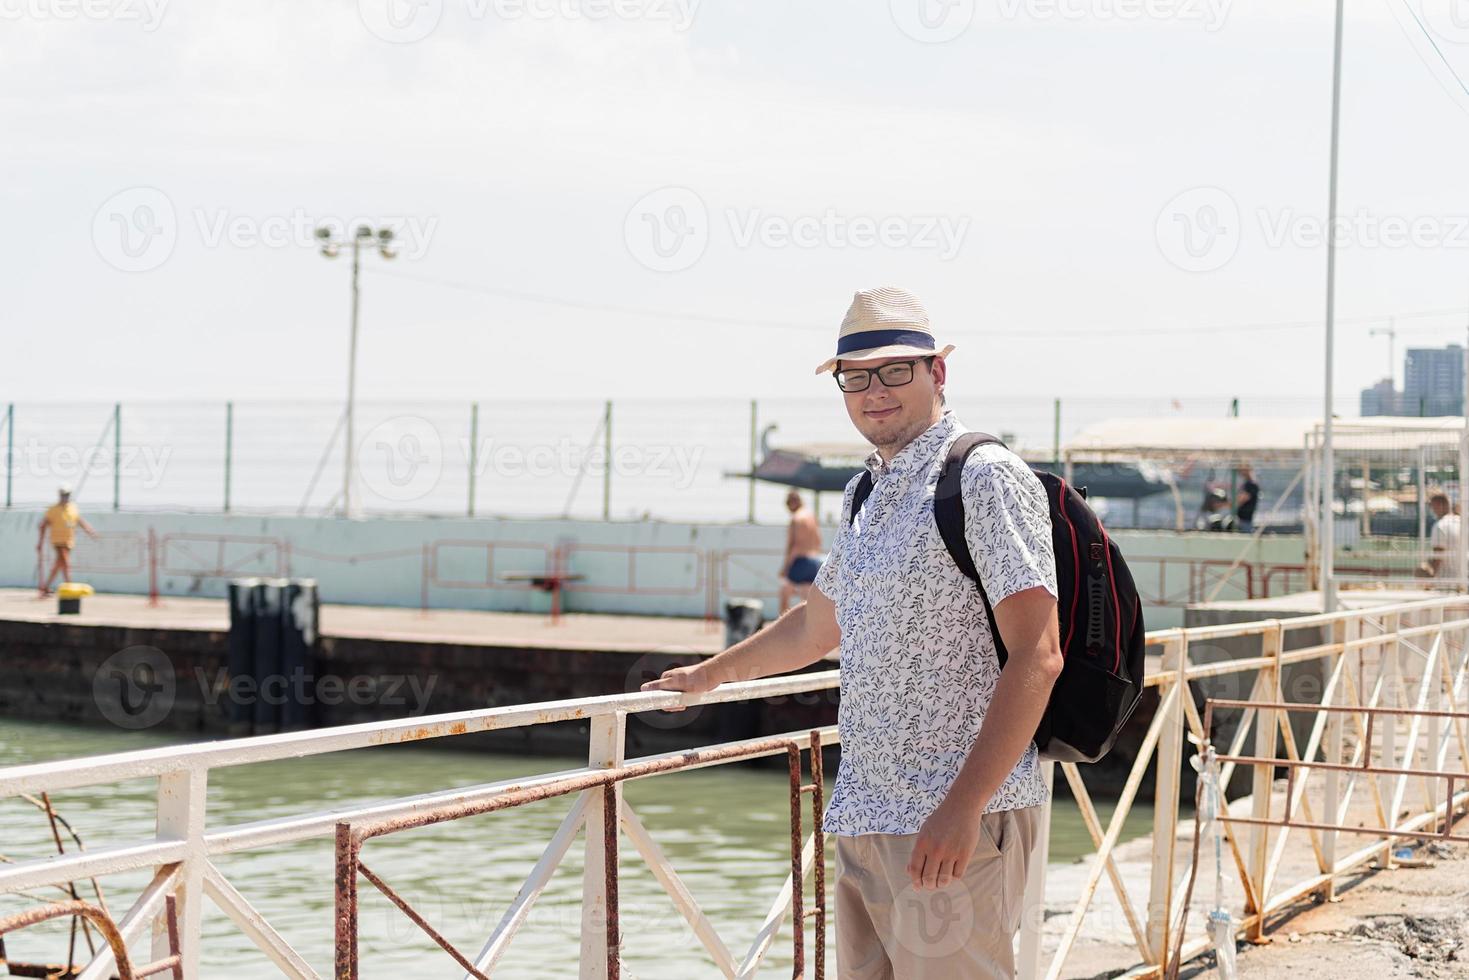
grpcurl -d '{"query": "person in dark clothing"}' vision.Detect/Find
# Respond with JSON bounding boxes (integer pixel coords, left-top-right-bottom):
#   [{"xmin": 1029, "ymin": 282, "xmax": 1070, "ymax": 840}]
[{"xmin": 1235, "ymin": 465, "xmax": 1260, "ymax": 532}]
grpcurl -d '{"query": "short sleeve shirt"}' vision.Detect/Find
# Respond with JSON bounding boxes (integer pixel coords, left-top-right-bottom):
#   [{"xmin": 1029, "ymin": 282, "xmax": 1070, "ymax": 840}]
[
  {"xmin": 44, "ymin": 503, "xmax": 80, "ymax": 548},
  {"xmin": 1432, "ymin": 513, "xmax": 1460, "ymax": 550},
  {"xmin": 814, "ymin": 411, "xmax": 1057, "ymax": 836}
]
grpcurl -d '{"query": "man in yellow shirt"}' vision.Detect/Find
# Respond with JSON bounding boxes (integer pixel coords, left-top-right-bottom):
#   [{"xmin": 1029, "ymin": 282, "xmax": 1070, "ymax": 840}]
[{"xmin": 37, "ymin": 485, "xmax": 97, "ymax": 597}]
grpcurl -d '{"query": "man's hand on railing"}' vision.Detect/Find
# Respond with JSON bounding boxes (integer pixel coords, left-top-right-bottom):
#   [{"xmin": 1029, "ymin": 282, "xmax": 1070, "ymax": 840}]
[{"xmin": 640, "ymin": 664, "xmax": 719, "ymax": 712}]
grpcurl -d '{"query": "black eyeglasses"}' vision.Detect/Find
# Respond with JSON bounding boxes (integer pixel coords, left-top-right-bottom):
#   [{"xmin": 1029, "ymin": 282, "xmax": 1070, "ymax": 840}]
[{"xmin": 833, "ymin": 357, "xmax": 933, "ymax": 393}]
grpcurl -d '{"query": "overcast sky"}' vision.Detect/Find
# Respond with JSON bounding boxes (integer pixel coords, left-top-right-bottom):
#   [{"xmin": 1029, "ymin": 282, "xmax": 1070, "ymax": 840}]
[{"xmin": 6, "ymin": 0, "xmax": 1469, "ymax": 408}]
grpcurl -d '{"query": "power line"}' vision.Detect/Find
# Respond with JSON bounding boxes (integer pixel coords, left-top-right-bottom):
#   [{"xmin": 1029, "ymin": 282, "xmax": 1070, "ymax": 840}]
[{"xmin": 363, "ymin": 266, "xmax": 1469, "ymax": 340}]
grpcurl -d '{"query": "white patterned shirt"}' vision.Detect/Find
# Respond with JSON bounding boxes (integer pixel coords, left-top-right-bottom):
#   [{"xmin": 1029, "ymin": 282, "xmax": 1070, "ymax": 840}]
[{"xmin": 815, "ymin": 411, "xmax": 1057, "ymax": 836}]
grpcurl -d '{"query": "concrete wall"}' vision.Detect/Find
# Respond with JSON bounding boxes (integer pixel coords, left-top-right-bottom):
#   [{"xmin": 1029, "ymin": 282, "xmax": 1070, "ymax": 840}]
[
  {"xmin": 1, "ymin": 508, "xmax": 1306, "ymax": 625},
  {"xmin": 0, "ymin": 615, "xmax": 838, "ymax": 760}
]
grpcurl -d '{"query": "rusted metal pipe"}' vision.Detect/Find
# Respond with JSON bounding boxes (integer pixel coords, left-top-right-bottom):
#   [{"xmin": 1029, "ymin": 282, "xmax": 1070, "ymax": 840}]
[
  {"xmin": 787, "ymin": 743, "xmax": 803, "ymax": 979},
  {"xmin": 357, "ymin": 861, "xmax": 491, "ymax": 980},
  {"xmin": 603, "ymin": 785, "xmax": 620, "ymax": 980},
  {"xmin": 0, "ymin": 900, "xmax": 135, "ymax": 979},
  {"xmin": 334, "ymin": 822, "xmax": 359, "ymax": 980},
  {"xmin": 810, "ymin": 729, "xmax": 826, "ymax": 980}
]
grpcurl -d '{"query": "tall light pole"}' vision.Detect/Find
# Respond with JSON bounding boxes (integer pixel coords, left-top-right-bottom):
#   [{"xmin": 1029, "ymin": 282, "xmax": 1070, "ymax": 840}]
[
  {"xmin": 1321, "ymin": 0, "xmax": 1345, "ymax": 612},
  {"xmin": 316, "ymin": 224, "xmax": 397, "ymax": 517}
]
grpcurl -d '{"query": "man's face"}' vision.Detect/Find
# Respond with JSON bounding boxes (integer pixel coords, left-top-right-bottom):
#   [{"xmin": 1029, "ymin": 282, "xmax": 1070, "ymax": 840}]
[
  {"xmin": 836, "ymin": 355, "xmax": 946, "ymax": 452},
  {"xmin": 786, "ymin": 493, "xmax": 801, "ymax": 512},
  {"xmin": 1432, "ymin": 499, "xmax": 1450, "ymax": 519}
]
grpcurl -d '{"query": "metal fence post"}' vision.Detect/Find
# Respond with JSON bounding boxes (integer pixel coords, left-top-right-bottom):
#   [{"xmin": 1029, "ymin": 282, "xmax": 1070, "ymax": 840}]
[
  {"xmin": 602, "ymin": 400, "xmax": 612, "ymax": 522},
  {"xmin": 1146, "ymin": 633, "xmax": 1186, "ymax": 966},
  {"xmin": 468, "ymin": 401, "xmax": 479, "ymax": 518},
  {"xmin": 1052, "ymin": 397, "xmax": 1061, "ymax": 465},
  {"xmin": 4, "ymin": 402, "xmax": 12, "ymax": 508},
  {"xmin": 154, "ymin": 768, "xmax": 207, "ymax": 975},
  {"xmin": 112, "ymin": 402, "xmax": 121, "ymax": 511},
  {"xmin": 580, "ymin": 711, "xmax": 625, "ymax": 979},
  {"xmin": 223, "ymin": 401, "xmax": 233, "ymax": 514},
  {"xmin": 1246, "ymin": 620, "xmax": 1283, "ymax": 940},
  {"xmin": 748, "ymin": 399, "xmax": 757, "ymax": 524}
]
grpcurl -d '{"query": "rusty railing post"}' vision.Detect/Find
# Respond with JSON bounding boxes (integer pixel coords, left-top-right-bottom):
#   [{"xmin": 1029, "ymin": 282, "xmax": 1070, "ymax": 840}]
[{"xmin": 334, "ymin": 822, "xmax": 359, "ymax": 980}]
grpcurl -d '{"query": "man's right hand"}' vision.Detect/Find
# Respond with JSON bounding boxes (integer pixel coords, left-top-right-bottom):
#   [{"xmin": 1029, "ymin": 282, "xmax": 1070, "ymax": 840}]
[{"xmin": 640, "ymin": 663, "xmax": 718, "ymax": 712}]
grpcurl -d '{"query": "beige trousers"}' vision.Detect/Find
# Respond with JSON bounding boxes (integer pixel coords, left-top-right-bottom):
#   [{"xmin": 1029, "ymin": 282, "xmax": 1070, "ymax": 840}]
[{"xmin": 834, "ymin": 806, "xmax": 1043, "ymax": 980}]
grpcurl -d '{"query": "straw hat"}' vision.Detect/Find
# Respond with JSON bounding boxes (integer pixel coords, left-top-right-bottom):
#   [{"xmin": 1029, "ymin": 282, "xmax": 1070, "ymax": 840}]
[{"xmin": 814, "ymin": 286, "xmax": 955, "ymax": 375}]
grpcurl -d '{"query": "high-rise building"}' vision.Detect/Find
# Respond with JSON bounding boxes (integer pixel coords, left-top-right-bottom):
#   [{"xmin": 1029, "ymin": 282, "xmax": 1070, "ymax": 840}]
[
  {"xmin": 1360, "ymin": 378, "xmax": 1398, "ymax": 416},
  {"xmin": 1403, "ymin": 344, "xmax": 1464, "ymax": 416}
]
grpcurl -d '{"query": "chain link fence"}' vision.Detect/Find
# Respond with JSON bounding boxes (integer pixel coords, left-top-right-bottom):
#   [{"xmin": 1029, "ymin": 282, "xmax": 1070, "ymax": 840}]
[{"xmin": 0, "ymin": 395, "xmax": 1365, "ymax": 525}]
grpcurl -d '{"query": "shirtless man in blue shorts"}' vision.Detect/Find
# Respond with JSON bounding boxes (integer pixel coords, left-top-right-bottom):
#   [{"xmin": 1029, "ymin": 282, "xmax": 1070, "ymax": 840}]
[{"xmin": 779, "ymin": 489, "xmax": 824, "ymax": 613}]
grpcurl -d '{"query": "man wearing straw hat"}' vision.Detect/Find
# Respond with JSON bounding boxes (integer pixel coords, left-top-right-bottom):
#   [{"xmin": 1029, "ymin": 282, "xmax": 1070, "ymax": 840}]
[{"xmin": 644, "ymin": 286, "xmax": 1062, "ymax": 978}]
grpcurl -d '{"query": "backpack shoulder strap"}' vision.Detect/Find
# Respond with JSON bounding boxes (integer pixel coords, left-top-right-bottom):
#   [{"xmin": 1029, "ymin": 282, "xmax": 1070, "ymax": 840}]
[
  {"xmin": 846, "ymin": 471, "xmax": 874, "ymax": 526},
  {"xmin": 934, "ymin": 430, "xmax": 1009, "ymax": 662}
]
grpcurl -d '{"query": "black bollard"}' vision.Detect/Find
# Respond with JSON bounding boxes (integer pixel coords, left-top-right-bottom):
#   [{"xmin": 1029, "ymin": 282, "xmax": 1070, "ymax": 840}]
[
  {"xmin": 280, "ymin": 579, "xmax": 319, "ymax": 731},
  {"xmin": 226, "ymin": 578, "xmax": 260, "ymax": 735}
]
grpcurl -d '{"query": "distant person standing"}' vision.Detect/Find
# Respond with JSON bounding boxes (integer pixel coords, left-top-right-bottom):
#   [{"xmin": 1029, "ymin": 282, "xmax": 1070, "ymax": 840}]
[
  {"xmin": 778, "ymin": 490, "xmax": 824, "ymax": 613},
  {"xmin": 1429, "ymin": 492, "xmax": 1462, "ymax": 581},
  {"xmin": 1235, "ymin": 465, "xmax": 1260, "ymax": 532},
  {"xmin": 37, "ymin": 485, "xmax": 97, "ymax": 597}
]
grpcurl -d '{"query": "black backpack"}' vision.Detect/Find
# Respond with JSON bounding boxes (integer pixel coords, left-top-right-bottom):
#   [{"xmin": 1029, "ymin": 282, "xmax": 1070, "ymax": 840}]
[{"xmin": 847, "ymin": 431, "xmax": 1146, "ymax": 764}]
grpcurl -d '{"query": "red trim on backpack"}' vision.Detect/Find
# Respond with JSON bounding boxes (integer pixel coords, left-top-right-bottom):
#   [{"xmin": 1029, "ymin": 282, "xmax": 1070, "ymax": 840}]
[
  {"xmin": 1056, "ymin": 478, "xmax": 1081, "ymax": 654},
  {"xmin": 1100, "ymin": 522, "xmax": 1122, "ymax": 673}
]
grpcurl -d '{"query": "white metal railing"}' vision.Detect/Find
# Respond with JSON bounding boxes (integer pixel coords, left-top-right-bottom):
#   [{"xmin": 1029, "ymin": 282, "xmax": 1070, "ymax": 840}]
[{"xmin": 3, "ymin": 595, "xmax": 1468, "ymax": 978}]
